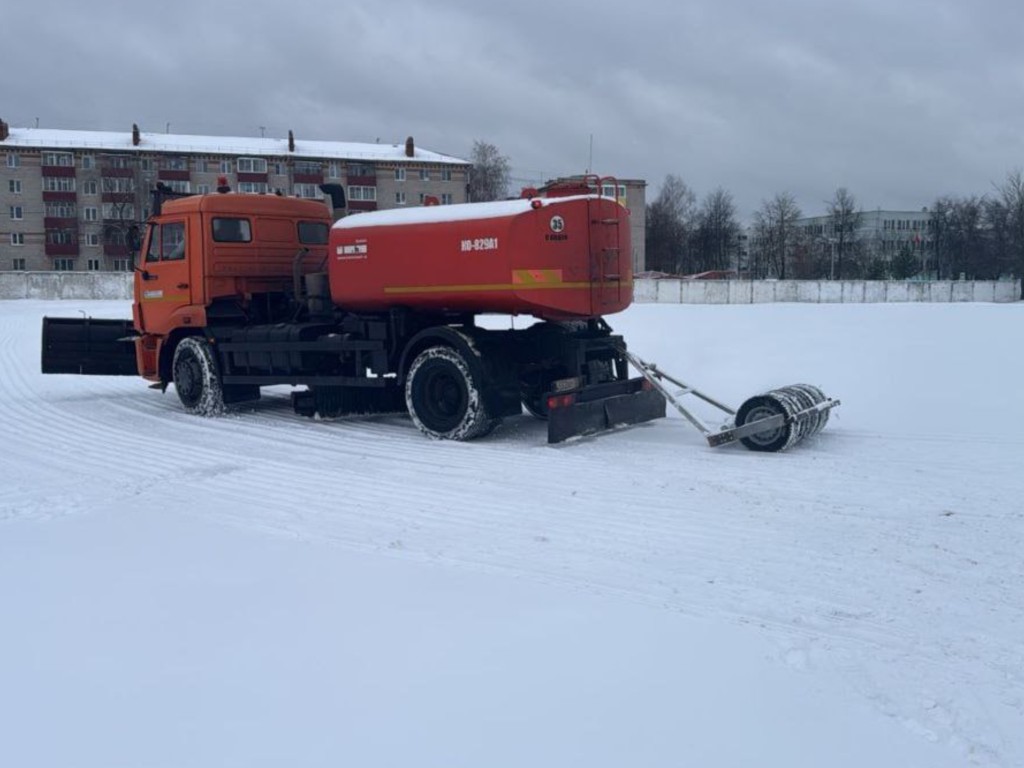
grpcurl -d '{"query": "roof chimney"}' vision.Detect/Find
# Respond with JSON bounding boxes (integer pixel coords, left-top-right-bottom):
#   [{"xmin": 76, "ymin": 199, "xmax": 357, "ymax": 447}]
[
  {"xmin": 288, "ymin": 130, "xmax": 295, "ymax": 152},
  {"xmin": 132, "ymin": 123, "xmax": 140, "ymax": 146},
  {"xmin": 0, "ymin": 119, "xmax": 8, "ymax": 142},
  {"xmin": 405, "ymin": 136, "xmax": 414, "ymax": 158}
]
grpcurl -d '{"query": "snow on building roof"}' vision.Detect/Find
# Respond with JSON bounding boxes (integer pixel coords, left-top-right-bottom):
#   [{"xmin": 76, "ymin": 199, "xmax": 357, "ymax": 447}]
[{"xmin": 0, "ymin": 126, "xmax": 470, "ymax": 165}]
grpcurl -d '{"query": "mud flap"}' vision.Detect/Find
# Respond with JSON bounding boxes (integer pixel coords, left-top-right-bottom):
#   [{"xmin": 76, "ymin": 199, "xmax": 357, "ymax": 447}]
[
  {"xmin": 41, "ymin": 317, "xmax": 138, "ymax": 376},
  {"xmin": 547, "ymin": 378, "xmax": 666, "ymax": 444}
]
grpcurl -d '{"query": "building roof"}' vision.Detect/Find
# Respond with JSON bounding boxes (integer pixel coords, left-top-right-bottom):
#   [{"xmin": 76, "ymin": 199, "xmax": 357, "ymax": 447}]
[{"xmin": 0, "ymin": 126, "xmax": 470, "ymax": 166}]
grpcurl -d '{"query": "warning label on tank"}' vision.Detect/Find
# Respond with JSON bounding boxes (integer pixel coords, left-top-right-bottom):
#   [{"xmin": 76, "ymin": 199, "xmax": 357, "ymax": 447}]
[
  {"xmin": 460, "ymin": 237, "xmax": 499, "ymax": 253},
  {"xmin": 336, "ymin": 243, "xmax": 368, "ymax": 260}
]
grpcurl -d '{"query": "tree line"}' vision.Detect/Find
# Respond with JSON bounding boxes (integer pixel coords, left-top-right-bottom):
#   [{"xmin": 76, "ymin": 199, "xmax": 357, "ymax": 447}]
[{"xmin": 644, "ymin": 171, "xmax": 1024, "ymax": 283}]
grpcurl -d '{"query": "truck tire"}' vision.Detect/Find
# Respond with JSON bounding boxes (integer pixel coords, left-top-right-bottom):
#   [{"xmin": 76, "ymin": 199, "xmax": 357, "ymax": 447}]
[
  {"xmin": 172, "ymin": 336, "xmax": 225, "ymax": 416},
  {"xmin": 405, "ymin": 346, "xmax": 496, "ymax": 440}
]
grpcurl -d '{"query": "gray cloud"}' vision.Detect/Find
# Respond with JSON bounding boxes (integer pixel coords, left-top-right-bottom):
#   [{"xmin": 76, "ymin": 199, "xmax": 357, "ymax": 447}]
[{"xmin": 4, "ymin": 0, "xmax": 1022, "ymax": 218}]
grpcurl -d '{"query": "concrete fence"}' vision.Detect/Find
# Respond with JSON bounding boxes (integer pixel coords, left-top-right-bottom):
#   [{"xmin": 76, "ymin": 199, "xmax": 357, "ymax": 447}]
[
  {"xmin": 0, "ymin": 272, "xmax": 134, "ymax": 301},
  {"xmin": 635, "ymin": 278, "xmax": 1021, "ymax": 304},
  {"xmin": 0, "ymin": 272, "xmax": 1020, "ymax": 304}
]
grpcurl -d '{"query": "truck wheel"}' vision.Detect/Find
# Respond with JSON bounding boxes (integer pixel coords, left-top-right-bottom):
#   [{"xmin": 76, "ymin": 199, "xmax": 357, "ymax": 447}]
[
  {"xmin": 406, "ymin": 346, "xmax": 496, "ymax": 440},
  {"xmin": 172, "ymin": 336, "xmax": 225, "ymax": 416}
]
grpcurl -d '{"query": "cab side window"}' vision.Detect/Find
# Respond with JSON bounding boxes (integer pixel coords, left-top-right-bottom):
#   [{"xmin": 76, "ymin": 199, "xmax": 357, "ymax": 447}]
[
  {"xmin": 145, "ymin": 222, "xmax": 187, "ymax": 262},
  {"xmin": 212, "ymin": 217, "xmax": 251, "ymax": 242},
  {"xmin": 162, "ymin": 222, "xmax": 186, "ymax": 261}
]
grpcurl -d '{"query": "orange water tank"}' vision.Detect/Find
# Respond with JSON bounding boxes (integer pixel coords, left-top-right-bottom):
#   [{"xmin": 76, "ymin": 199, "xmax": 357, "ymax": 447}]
[{"xmin": 328, "ymin": 195, "xmax": 632, "ymax": 320}]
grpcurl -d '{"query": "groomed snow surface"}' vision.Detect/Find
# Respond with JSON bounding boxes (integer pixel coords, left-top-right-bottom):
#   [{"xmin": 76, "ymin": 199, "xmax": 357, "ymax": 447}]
[{"xmin": 2, "ymin": 300, "xmax": 1021, "ymax": 767}]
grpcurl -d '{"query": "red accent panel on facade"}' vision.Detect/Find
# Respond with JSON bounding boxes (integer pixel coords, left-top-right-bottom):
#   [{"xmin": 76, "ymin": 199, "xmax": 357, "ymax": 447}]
[
  {"xmin": 347, "ymin": 200, "xmax": 378, "ymax": 212},
  {"xmin": 347, "ymin": 175, "xmax": 376, "ymax": 186},
  {"xmin": 45, "ymin": 243, "xmax": 80, "ymax": 257},
  {"xmin": 158, "ymin": 170, "xmax": 190, "ymax": 181},
  {"xmin": 293, "ymin": 173, "xmax": 323, "ymax": 184},
  {"xmin": 237, "ymin": 172, "xmax": 269, "ymax": 183},
  {"xmin": 42, "ymin": 191, "xmax": 78, "ymax": 203},
  {"xmin": 41, "ymin": 166, "xmax": 77, "ymax": 177},
  {"xmin": 44, "ymin": 217, "xmax": 79, "ymax": 229},
  {"xmin": 101, "ymin": 167, "xmax": 134, "ymax": 178}
]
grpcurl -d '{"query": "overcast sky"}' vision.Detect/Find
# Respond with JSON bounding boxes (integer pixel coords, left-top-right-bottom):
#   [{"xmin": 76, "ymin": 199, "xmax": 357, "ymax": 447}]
[{"xmin": 4, "ymin": 0, "xmax": 1023, "ymax": 219}]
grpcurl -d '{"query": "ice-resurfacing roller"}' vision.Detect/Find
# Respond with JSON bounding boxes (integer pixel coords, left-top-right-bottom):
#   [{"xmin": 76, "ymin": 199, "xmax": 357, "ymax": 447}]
[{"xmin": 625, "ymin": 353, "xmax": 839, "ymax": 452}]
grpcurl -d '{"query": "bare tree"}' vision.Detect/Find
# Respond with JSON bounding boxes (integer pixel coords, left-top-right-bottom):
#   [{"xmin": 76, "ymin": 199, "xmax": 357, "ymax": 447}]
[
  {"xmin": 100, "ymin": 153, "xmax": 146, "ymax": 268},
  {"xmin": 826, "ymin": 187, "xmax": 862, "ymax": 279},
  {"xmin": 644, "ymin": 174, "xmax": 697, "ymax": 274},
  {"xmin": 752, "ymin": 192, "xmax": 802, "ymax": 279},
  {"xmin": 693, "ymin": 188, "xmax": 740, "ymax": 272},
  {"xmin": 468, "ymin": 141, "xmax": 510, "ymax": 202},
  {"xmin": 995, "ymin": 169, "xmax": 1024, "ymax": 295}
]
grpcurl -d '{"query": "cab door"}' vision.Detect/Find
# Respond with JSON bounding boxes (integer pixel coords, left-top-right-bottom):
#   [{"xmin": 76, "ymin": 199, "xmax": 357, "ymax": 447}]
[{"xmin": 135, "ymin": 218, "xmax": 192, "ymax": 334}]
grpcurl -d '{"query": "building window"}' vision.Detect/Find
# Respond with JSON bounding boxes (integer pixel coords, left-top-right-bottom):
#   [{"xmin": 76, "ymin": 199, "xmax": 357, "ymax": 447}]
[
  {"xmin": 83, "ymin": 207, "xmax": 98, "ymax": 222},
  {"xmin": 347, "ymin": 163, "xmax": 373, "ymax": 178},
  {"xmin": 348, "ymin": 186, "xmax": 377, "ymax": 202},
  {"xmin": 6, "ymin": 153, "xmax": 20, "ymax": 168},
  {"xmin": 47, "ymin": 230, "xmax": 76, "ymax": 245},
  {"xmin": 196, "ymin": 184, "xmax": 211, "ymax": 194},
  {"xmin": 112, "ymin": 258, "xmax": 130, "ymax": 271},
  {"xmin": 102, "ymin": 203, "xmax": 136, "ymax": 219},
  {"xmin": 104, "ymin": 154, "xmax": 133, "ymax": 169},
  {"xmin": 42, "ymin": 151, "xmax": 74, "ymax": 167},
  {"xmin": 141, "ymin": 158, "xmax": 154, "ymax": 172},
  {"xmin": 8, "ymin": 179, "xmax": 21, "ymax": 193},
  {"xmin": 53, "ymin": 258, "xmax": 75, "ymax": 271},
  {"xmin": 441, "ymin": 169, "xmax": 452, "ymax": 182},
  {"xmin": 163, "ymin": 156, "xmax": 188, "ymax": 171},
  {"xmin": 45, "ymin": 202, "xmax": 77, "ymax": 218},
  {"xmin": 87, "ymin": 258, "xmax": 101, "ymax": 271},
  {"xmin": 10, "ymin": 232, "xmax": 25, "ymax": 245},
  {"xmin": 293, "ymin": 183, "xmax": 323, "ymax": 199},
  {"xmin": 237, "ymin": 157, "xmax": 268, "ymax": 174},
  {"xmin": 83, "ymin": 180, "xmax": 98, "ymax": 195},
  {"xmin": 295, "ymin": 161, "xmax": 321, "ymax": 176},
  {"xmin": 42, "ymin": 177, "xmax": 76, "ymax": 192},
  {"xmin": 273, "ymin": 163, "xmax": 285, "ymax": 176},
  {"xmin": 165, "ymin": 180, "xmax": 191, "ymax": 194},
  {"xmin": 81, "ymin": 154, "xmax": 95, "ymax": 170},
  {"xmin": 85, "ymin": 233, "xmax": 100, "ymax": 246},
  {"xmin": 419, "ymin": 169, "xmax": 430, "ymax": 181},
  {"xmin": 102, "ymin": 177, "xmax": 132, "ymax": 194},
  {"xmin": 395, "ymin": 191, "xmax": 406, "ymax": 204},
  {"xmin": 219, "ymin": 159, "xmax": 232, "ymax": 173},
  {"xmin": 237, "ymin": 182, "xmax": 268, "ymax": 194},
  {"xmin": 10, "ymin": 205, "xmax": 23, "ymax": 220},
  {"xmin": 12, "ymin": 258, "xmax": 26, "ymax": 271},
  {"xmin": 327, "ymin": 162, "xmax": 341, "ymax": 179},
  {"xmin": 395, "ymin": 168, "xmax": 406, "ymax": 181},
  {"xmin": 441, "ymin": 193, "xmax": 453, "ymax": 205}
]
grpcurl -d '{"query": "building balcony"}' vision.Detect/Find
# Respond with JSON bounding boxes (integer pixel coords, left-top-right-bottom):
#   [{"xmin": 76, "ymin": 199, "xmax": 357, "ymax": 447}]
[
  {"xmin": 44, "ymin": 217, "xmax": 78, "ymax": 229},
  {"xmin": 237, "ymin": 172, "xmax": 268, "ymax": 183},
  {"xmin": 41, "ymin": 165, "xmax": 77, "ymax": 177},
  {"xmin": 102, "ymin": 193, "xmax": 135, "ymax": 203},
  {"xmin": 348, "ymin": 200, "xmax": 378, "ymax": 212},
  {"xmin": 45, "ymin": 242, "xmax": 79, "ymax": 257},
  {"xmin": 158, "ymin": 169, "xmax": 190, "ymax": 182},
  {"xmin": 347, "ymin": 175, "xmax": 376, "ymax": 186},
  {"xmin": 293, "ymin": 173, "xmax": 323, "ymax": 184},
  {"xmin": 42, "ymin": 191, "xmax": 78, "ymax": 203},
  {"xmin": 103, "ymin": 242, "xmax": 130, "ymax": 257},
  {"xmin": 101, "ymin": 167, "xmax": 135, "ymax": 178}
]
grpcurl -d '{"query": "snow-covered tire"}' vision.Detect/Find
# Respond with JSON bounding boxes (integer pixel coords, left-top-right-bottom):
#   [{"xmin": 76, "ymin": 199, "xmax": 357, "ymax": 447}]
[
  {"xmin": 405, "ymin": 345, "xmax": 496, "ymax": 440},
  {"xmin": 172, "ymin": 336, "xmax": 225, "ymax": 416}
]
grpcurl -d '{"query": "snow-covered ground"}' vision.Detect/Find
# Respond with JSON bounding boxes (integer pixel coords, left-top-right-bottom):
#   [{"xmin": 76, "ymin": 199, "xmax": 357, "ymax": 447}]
[{"xmin": 2, "ymin": 299, "xmax": 1021, "ymax": 767}]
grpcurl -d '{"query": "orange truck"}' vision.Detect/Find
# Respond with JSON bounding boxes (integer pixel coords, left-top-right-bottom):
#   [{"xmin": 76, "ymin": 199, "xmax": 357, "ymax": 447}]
[{"xmin": 42, "ymin": 180, "xmax": 665, "ymax": 443}]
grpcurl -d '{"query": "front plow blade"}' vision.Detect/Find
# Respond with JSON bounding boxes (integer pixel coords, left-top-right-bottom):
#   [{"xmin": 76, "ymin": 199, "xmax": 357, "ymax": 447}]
[
  {"xmin": 41, "ymin": 316, "xmax": 137, "ymax": 376},
  {"xmin": 547, "ymin": 378, "xmax": 666, "ymax": 444}
]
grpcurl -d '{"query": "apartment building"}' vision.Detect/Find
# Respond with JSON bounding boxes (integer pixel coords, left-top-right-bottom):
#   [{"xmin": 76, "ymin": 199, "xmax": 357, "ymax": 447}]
[{"xmin": 0, "ymin": 119, "xmax": 469, "ymax": 272}]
